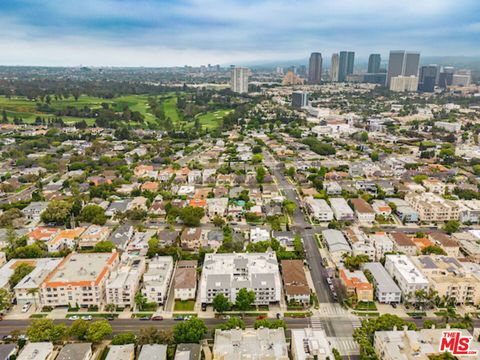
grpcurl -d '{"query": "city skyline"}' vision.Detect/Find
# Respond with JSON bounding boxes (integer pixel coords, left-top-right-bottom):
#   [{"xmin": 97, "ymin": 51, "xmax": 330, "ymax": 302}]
[{"xmin": 0, "ymin": 0, "xmax": 479, "ymax": 66}]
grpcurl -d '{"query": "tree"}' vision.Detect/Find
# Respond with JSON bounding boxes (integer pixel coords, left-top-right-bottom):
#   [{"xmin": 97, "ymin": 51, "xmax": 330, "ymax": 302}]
[
  {"xmin": 332, "ymin": 348, "xmax": 343, "ymax": 360},
  {"xmin": 212, "ymin": 216, "xmax": 225, "ymax": 227},
  {"xmin": 138, "ymin": 327, "xmax": 174, "ymax": 345},
  {"xmin": 173, "ymin": 318, "xmax": 207, "ymax": 343},
  {"xmin": 135, "ymin": 291, "xmax": 148, "ymax": 311},
  {"xmin": 26, "ymin": 319, "xmax": 67, "ymax": 342},
  {"xmin": 41, "ymin": 200, "xmax": 73, "ymax": 225},
  {"xmin": 79, "ymin": 204, "xmax": 107, "ymax": 225},
  {"xmin": 111, "ymin": 332, "xmax": 136, "ymax": 345},
  {"xmin": 256, "ymin": 166, "xmax": 266, "ymax": 184},
  {"xmin": 421, "ymin": 245, "xmax": 447, "ymax": 256},
  {"xmin": 343, "ymin": 254, "xmax": 370, "ymax": 271},
  {"xmin": 105, "ymin": 303, "xmax": 116, "ymax": 312},
  {"xmin": 370, "ymin": 151, "xmax": 379, "ymax": 162},
  {"xmin": 443, "ymin": 220, "xmax": 460, "ymax": 235},
  {"xmin": 26, "ymin": 288, "xmax": 40, "ymax": 310},
  {"xmin": 85, "ymin": 320, "xmax": 112, "ymax": 343},
  {"xmin": 212, "ymin": 294, "xmax": 231, "ymax": 313},
  {"xmin": 68, "ymin": 319, "xmax": 89, "ymax": 340},
  {"xmin": 235, "ymin": 288, "xmax": 255, "ymax": 311},
  {"xmin": 0, "ymin": 288, "xmax": 12, "ymax": 311},
  {"xmin": 216, "ymin": 317, "xmax": 245, "ymax": 331},
  {"xmin": 9, "ymin": 263, "xmax": 35, "ymax": 288},
  {"xmin": 253, "ymin": 319, "xmax": 286, "ymax": 329},
  {"xmin": 283, "ymin": 200, "xmax": 297, "ymax": 215},
  {"xmin": 93, "ymin": 241, "xmax": 115, "ymax": 252},
  {"xmin": 180, "ymin": 206, "xmax": 205, "ymax": 227},
  {"xmin": 0, "ymin": 208, "xmax": 24, "ymax": 227}
]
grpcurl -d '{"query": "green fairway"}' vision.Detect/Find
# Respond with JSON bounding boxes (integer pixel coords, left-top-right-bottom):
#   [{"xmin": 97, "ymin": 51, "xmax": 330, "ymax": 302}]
[
  {"xmin": 195, "ymin": 109, "xmax": 233, "ymax": 129},
  {"xmin": 160, "ymin": 95, "xmax": 181, "ymax": 123}
]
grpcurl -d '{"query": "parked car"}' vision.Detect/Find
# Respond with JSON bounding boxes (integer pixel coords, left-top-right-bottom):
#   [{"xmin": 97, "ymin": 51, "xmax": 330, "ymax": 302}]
[
  {"xmin": 21, "ymin": 303, "xmax": 31, "ymax": 313},
  {"xmin": 68, "ymin": 315, "xmax": 79, "ymax": 321},
  {"xmin": 106, "ymin": 315, "xmax": 115, "ymax": 321},
  {"xmin": 139, "ymin": 316, "xmax": 151, "ymax": 320},
  {"xmin": 81, "ymin": 315, "xmax": 92, "ymax": 321},
  {"xmin": 174, "ymin": 316, "xmax": 184, "ymax": 321},
  {"xmin": 222, "ymin": 315, "xmax": 230, "ymax": 320},
  {"xmin": 256, "ymin": 315, "xmax": 266, "ymax": 320},
  {"xmin": 151, "ymin": 315, "xmax": 163, "ymax": 321}
]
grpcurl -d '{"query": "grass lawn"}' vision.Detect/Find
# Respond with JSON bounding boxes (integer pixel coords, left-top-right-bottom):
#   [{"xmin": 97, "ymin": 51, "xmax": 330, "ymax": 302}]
[
  {"xmin": 132, "ymin": 313, "xmax": 153, "ymax": 318},
  {"xmin": 194, "ymin": 109, "xmax": 233, "ymax": 129},
  {"xmin": 174, "ymin": 300, "xmax": 195, "ymax": 311},
  {"xmin": 160, "ymin": 95, "xmax": 181, "ymax": 123},
  {"xmin": 355, "ymin": 302, "xmax": 377, "ymax": 311}
]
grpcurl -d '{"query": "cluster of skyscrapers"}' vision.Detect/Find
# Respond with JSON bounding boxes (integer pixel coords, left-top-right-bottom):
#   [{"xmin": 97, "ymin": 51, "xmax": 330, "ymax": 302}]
[{"xmin": 305, "ymin": 50, "xmax": 471, "ymax": 93}]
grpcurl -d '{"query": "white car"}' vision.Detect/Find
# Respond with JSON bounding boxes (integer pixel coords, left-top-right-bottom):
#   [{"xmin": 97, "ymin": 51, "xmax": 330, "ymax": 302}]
[
  {"xmin": 21, "ymin": 303, "xmax": 31, "ymax": 313},
  {"xmin": 81, "ymin": 315, "xmax": 93, "ymax": 321},
  {"xmin": 68, "ymin": 315, "xmax": 79, "ymax": 321}
]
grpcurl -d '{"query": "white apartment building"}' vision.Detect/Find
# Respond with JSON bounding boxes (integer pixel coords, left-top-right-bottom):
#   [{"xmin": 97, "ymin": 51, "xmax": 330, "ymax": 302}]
[
  {"xmin": 106, "ymin": 257, "xmax": 146, "ymax": 308},
  {"xmin": 304, "ymin": 197, "xmax": 334, "ymax": 222},
  {"xmin": 389, "ymin": 75, "xmax": 418, "ymax": 92},
  {"xmin": 14, "ymin": 258, "xmax": 63, "ymax": 305},
  {"xmin": 291, "ymin": 328, "xmax": 334, "ymax": 360},
  {"xmin": 352, "ymin": 242, "xmax": 376, "ymax": 260},
  {"xmin": 370, "ymin": 233, "xmax": 394, "ymax": 261},
  {"xmin": 142, "ymin": 256, "xmax": 174, "ymax": 305},
  {"xmin": 230, "ymin": 67, "xmax": 249, "ymax": 94},
  {"xmin": 384, "ymin": 255, "xmax": 429, "ymax": 297},
  {"xmin": 362, "ymin": 262, "xmax": 402, "ymax": 304},
  {"xmin": 199, "ymin": 250, "xmax": 281, "ymax": 306},
  {"xmin": 40, "ymin": 252, "xmax": 119, "ymax": 308},
  {"xmin": 250, "ymin": 227, "xmax": 270, "ymax": 243},
  {"xmin": 329, "ymin": 197, "xmax": 355, "ymax": 221},
  {"xmin": 434, "ymin": 121, "xmax": 461, "ymax": 133}
]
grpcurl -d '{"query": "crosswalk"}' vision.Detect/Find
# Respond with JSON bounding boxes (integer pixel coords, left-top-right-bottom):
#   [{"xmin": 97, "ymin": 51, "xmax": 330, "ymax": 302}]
[
  {"xmin": 309, "ymin": 316, "xmax": 324, "ymax": 330},
  {"xmin": 318, "ymin": 303, "xmax": 350, "ymax": 317},
  {"xmin": 328, "ymin": 337, "xmax": 360, "ymax": 355},
  {"xmin": 351, "ymin": 317, "xmax": 362, "ymax": 329}
]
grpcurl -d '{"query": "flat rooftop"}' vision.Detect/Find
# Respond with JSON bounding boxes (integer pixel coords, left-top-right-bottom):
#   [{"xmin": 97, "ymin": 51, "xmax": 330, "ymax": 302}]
[{"xmin": 43, "ymin": 252, "xmax": 118, "ymax": 287}]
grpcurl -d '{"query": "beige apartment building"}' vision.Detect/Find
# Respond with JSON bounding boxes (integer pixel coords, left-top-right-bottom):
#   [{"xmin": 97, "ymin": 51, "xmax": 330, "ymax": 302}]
[
  {"xmin": 405, "ymin": 192, "xmax": 459, "ymax": 222},
  {"xmin": 412, "ymin": 255, "xmax": 480, "ymax": 305},
  {"xmin": 40, "ymin": 252, "xmax": 119, "ymax": 308}
]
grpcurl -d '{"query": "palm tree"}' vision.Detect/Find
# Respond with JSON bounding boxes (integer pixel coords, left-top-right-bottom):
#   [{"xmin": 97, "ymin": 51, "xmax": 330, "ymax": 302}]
[
  {"xmin": 442, "ymin": 306, "xmax": 458, "ymax": 324},
  {"xmin": 26, "ymin": 288, "xmax": 39, "ymax": 310}
]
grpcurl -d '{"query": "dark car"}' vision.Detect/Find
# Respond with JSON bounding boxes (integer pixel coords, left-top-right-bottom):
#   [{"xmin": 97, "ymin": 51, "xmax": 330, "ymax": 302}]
[
  {"xmin": 174, "ymin": 316, "xmax": 184, "ymax": 321},
  {"xmin": 106, "ymin": 315, "xmax": 115, "ymax": 321},
  {"xmin": 151, "ymin": 315, "xmax": 163, "ymax": 321}
]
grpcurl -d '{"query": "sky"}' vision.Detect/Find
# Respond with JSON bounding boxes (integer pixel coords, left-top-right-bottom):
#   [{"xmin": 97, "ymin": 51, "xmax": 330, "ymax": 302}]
[{"xmin": 0, "ymin": 0, "xmax": 479, "ymax": 67}]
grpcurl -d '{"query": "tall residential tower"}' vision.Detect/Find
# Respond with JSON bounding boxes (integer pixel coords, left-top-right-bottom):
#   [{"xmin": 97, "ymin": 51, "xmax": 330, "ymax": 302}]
[
  {"xmin": 331, "ymin": 53, "xmax": 339, "ymax": 82},
  {"xmin": 338, "ymin": 51, "xmax": 355, "ymax": 82},
  {"xmin": 230, "ymin": 67, "xmax": 249, "ymax": 93},
  {"xmin": 308, "ymin": 52, "xmax": 323, "ymax": 84}
]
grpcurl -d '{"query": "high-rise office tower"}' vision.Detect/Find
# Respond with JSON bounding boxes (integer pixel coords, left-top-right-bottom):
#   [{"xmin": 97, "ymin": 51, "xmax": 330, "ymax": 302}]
[
  {"xmin": 338, "ymin": 51, "xmax": 355, "ymax": 82},
  {"xmin": 438, "ymin": 66, "xmax": 455, "ymax": 88},
  {"xmin": 368, "ymin": 54, "xmax": 381, "ymax": 73},
  {"xmin": 291, "ymin": 91, "xmax": 309, "ymax": 108},
  {"xmin": 308, "ymin": 52, "xmax": 322, "ymax": 84},
  {"xmin": 418, "ymin": 65, "xmax": 438, "ymax": 92},
  {"xmin": 331, "ymin": 53, "xmax": 339, "ymax": 82},
  {"xmin": 386, "ymin": 50, "xmax": 420, "ymax": 87},
  {"xmin": 230, "ymin": 67, "xmax": 249, "ymax": 93}
]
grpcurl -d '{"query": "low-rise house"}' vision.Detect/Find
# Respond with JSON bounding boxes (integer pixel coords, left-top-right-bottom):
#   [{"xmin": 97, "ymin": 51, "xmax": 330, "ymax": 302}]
[
  {"xmin": 339, "ymin": 269, "xmax": 373, "ymax": 302},
  {"xmin": 389, "ymin": 232, "xmax": 417, "ymax": 256},
  {"xmin": 105, "ymin": 345, "xmax": 135, "ymax": 360},
  {"xmin": 428, "ymin": 232, "xmax": 460, "ymax": 257},
  {"xmin": 47, "ymin": 227, "xmax": 85, "ymax": 253},
  {"xmin": 106, "ymin": 257, "xmax": 146, "ymax": 308},
  {"xmin": 324, "ymin": 181, "xmax": 342, "ymax": 195},
  {"xmin": 213, "ymin": 328, "xmax": 288, "ymax": 360},
  {"xmin": 142, "ymin": 256, "xmax": 174, "ymax": 305},
  {"xmin": 138, "ymin": 345, "xmax": 168, "ymax": 360},
  {"xmin": 108, "ymin": 223, "xmax": 134, "ymax": 250},
  {"xmin": 17, "ymin": 342, "xmax": 53, "ymax": 360},
  {"xmin": 180, "ymin": 228, "xmax": 203, "ymax": 251},
  {"xmin": 27, "ymin": 227, "xmax": 59, "ymax": 245},
  {"xmin": 250, "ymin": 227, "xmax": 270, "ymax": 243},
  {"xmin": 206, "ymin": 197, "xmax": 229, "ymax": 217},
  {"xmin": 78, "ymin": 225, "xmax": 111, "ymax": 249},
  {"xmin": 21, "ymin": 201, "xmax": 49, "ymax": 222},
  {"xmin": 281, "ymin": 260, "xmax": 310, "ymax": 305},
  {"xmin": 204, "ymin": 230, "xmax": 224, "ymax": 250},
  {"xmin": 350, "ymin": 198, "xmax": 376, "ymax": 223},
  {"xmin": 157, "ymin": 229, "xmax": 179, "ymax": 247},
  {"xmin": 272, "ymin": 231, "xmax": 296, "ymax": 247},
  {"xmin": 304, "ymin": 197, "xmax": 333, "ymax": 222},
  {"xmin": 174, "ymin": 344, "xmax": 201, "ymax": 360},
  {"xmin": 384, "ymin": 255, "xmax": 429, "ymax": 297},
  {"xmin": 362, "ymin": 262, "xmax": 402, "ymax": 304},
  {"xmin": 40, "ymin": 252, "xmax": 119, "ymax": 307},
  {"xmin": 56, "ymin": 343, "xmax": 92, "ymax": 360},
  {"xmin": 126, "ymin": 230, "xmax": 156, "ymax": 254},
  {"xmin": 291, "ymin": 328, "xmax": 334, "ymax": 360},
  {"xmin": 371, "ymin": 200, "xmax": 392, "ymax": 217},
  {"xmin": 127, "ymin": 196, "xmax": 148, "ymax": 211},
  {"xmin": 329, "ymin": 197, "xmax": 355, "ymax": 221},
  {"xmin": 322, "ymin": 229, "xmax": 352, "ymax": 265},
  {"xmin": 174, "ymin": 260, "xmax": 197, "ymax": 300}
]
